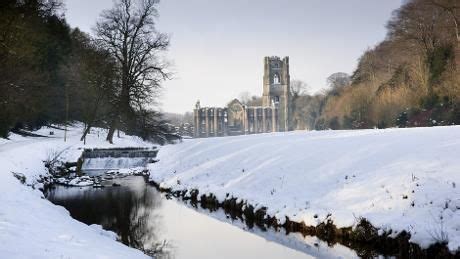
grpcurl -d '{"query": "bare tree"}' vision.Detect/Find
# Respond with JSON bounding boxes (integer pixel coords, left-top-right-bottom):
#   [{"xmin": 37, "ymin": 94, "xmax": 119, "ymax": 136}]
[
  {"xmin": 387, "ymin": 0, "xmax": 447, "ymax": 55},
  {"xmin": 62, "ymin": 29, "xmax": 111, "ymax": 142},
  {"xmin": 290, "ymin": 80, "xmax": 309, "ymax": 98},
  {"xmin": 288, "ymin": 80, "xmax": 310, "ymax": 130},
  {"xmin": 95, "ymin": 0, "xmax": 170, "ymax": 143},
  {"xmin": 428, "ymin": 0, "xmax": 460, "ymax": 42},
  {"xmin": 327, "ymin": 72, "xmax": 351, "ymax": 92}
]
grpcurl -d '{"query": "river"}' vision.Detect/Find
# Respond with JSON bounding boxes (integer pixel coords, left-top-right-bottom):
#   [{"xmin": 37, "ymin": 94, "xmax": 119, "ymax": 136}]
[{"xmin": 46, "ymin": 176, "xmax": 359, "ymax": 259}]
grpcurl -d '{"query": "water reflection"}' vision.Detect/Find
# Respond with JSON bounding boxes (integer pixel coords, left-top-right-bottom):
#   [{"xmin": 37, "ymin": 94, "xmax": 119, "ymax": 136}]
[
  {"xmin": 47, "ymin": 177, "xmax": 170, "ymax": 257},
  {"xmin": 46, "ymin": 176, "xmax": 358, "ymax": 259}
]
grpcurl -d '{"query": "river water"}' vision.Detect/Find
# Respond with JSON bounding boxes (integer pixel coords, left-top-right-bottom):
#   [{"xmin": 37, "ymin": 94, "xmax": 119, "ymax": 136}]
[{"xmin": 46, "ymin": 176, "xmax": 359, "ymax": 259}]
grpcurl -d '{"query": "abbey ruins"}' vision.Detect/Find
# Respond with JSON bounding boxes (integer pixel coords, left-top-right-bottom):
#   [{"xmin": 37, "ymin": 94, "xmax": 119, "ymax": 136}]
[{"xmin": 194, "ymin": 56, "xmax": 291, "ymax": 137}]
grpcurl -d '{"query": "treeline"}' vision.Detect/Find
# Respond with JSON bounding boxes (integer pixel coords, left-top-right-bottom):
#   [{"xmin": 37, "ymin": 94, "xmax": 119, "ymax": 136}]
[
  {"xmin": 292, "ymin": 0, "xmax": 460, "ymax": 130},
  {"xmin": 0, "ymin": 0, "xmax": 180, "ymax": 144}
]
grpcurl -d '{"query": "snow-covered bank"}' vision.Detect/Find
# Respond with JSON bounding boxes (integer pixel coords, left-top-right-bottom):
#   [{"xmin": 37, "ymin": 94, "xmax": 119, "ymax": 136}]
[
  {"xmin": 150, "ymin": 126, "xmax": 460, "ymax": 252},
  {"xmin": 0, "ymin": 125, "xmax": 151, "ymax": 258}
]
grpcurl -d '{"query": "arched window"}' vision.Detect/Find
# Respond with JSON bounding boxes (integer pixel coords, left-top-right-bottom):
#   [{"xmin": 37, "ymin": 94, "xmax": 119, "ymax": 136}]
[{"xmin": 273, "ymin": 73, "xmax": 280, "ymax": 84}]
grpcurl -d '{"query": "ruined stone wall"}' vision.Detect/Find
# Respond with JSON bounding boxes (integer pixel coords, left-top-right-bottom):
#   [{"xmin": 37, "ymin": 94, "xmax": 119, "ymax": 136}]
[
  {"xmin": 193, "ymin": 55, "xmax": 292, "ymax": 138},
  {"xmin": 194, "ymin": 105, "xmax": 279, "ymax": 138}
]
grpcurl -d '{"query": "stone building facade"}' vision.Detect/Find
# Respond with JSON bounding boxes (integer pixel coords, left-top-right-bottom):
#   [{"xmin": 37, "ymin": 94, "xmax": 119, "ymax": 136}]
[{"xmin": 194, "ymin": 56, "xmax": 291, "ymax": 138}]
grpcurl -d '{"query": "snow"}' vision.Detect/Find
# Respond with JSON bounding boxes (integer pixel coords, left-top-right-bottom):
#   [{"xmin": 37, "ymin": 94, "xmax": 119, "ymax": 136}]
[
  {"xmin": 3, "ymin": 124, "xmax": 460, "ymax": 256},
  {"xmin": 149, "ymin": 126, "xmax": 460, "ymax": 252},
  {"xmin": 68, "ymin": 177, "xmax": 94, "ymax": 186},
  {"xmin": 0, "ymin": 124, "xmax": 152, "ymax": 259}
]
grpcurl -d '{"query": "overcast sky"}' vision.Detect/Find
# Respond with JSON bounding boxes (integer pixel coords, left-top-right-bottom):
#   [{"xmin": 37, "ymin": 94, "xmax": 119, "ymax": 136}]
[{"xmin": 64, "ymin": 0, "xmax": 402, "ymax": 114}]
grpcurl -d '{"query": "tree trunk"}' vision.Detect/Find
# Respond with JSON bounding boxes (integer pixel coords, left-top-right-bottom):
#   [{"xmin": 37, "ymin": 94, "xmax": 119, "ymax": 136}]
[
  {"xmin": 80, "ymin": 123, "xmax": 92, "ymax": 141},
  {"xmin": 80, "ymin": 94, "xmax": 103, "ymax": 142},
  {"xmin": 106, "ymin": 118, "xmax": 117, "ymax": 144},
  {"xmin": 455, "ymin": 40, "xmax": 460, "ymax": 70}
]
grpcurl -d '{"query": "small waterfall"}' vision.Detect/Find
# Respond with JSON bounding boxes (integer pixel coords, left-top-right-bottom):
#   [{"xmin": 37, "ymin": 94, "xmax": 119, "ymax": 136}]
[
  {"xmin": 80, "ymin": 147, "xmax": 158, "ymax": 172},
  {"xmin": 82, "ymin": 157, "xmax": 152, "ymax": 170}
]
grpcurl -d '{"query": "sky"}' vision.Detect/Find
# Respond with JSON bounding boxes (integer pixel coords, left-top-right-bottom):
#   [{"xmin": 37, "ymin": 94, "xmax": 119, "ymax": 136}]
[{"xmin": 64, "ymin": 0, "xmax": 403, "ymax": 114}]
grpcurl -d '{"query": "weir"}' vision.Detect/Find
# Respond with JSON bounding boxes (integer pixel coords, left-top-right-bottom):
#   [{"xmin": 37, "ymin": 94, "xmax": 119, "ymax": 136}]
[{"xmin": 79, "ymin": 147, "xmax": 158, "ymax": 171}]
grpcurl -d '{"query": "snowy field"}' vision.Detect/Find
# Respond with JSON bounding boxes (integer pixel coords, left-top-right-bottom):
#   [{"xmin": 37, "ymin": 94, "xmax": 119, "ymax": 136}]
[
  {"xmin": 0, "ymin": 125, "xmax": 151, "ymax": 259},
  {"xmin": 2, "ymin": 125, "xmax": 460, "ymax": 257},
  {"xmin": 150, "ymin": 126, "xmax": 460, "ymax": 252}
]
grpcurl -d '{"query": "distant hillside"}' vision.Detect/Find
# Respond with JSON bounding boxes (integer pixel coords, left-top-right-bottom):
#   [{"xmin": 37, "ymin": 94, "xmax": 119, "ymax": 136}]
[{"xmin": 293, "ymin": 0, "xmax": 460, "ymax": 130}]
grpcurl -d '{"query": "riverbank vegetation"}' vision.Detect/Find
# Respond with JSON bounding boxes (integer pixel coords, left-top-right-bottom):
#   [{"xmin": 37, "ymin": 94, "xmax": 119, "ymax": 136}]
[
  {"xmin": 0, "ymin": 0, "xmax": 179, "ymax": 144},
  {"xmin": 289, "ymin": 0, "xmax": 460, "ymax": 130}
]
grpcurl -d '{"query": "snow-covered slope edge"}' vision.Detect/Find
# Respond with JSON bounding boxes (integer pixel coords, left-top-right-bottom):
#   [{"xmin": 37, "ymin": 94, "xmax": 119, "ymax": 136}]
[
  {"xmin": 0, "ymin": 125, "xmax": 151, "ymax": 259},
  {"xmin": 149, "ymin": 126, "xmax": 460, "ymax": 253}
]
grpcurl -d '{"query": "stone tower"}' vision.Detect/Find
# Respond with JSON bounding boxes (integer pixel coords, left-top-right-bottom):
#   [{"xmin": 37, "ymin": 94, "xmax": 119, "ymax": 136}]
[{"xmin": 262, "ymin": 56, "xmax": 291, "ymax": 131}]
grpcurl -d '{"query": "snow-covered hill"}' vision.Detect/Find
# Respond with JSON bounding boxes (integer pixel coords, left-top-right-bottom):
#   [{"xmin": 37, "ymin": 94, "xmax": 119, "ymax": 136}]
[{"xmin": 150, "ymin": 126, "xmax": 460, "ymax": 252}]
